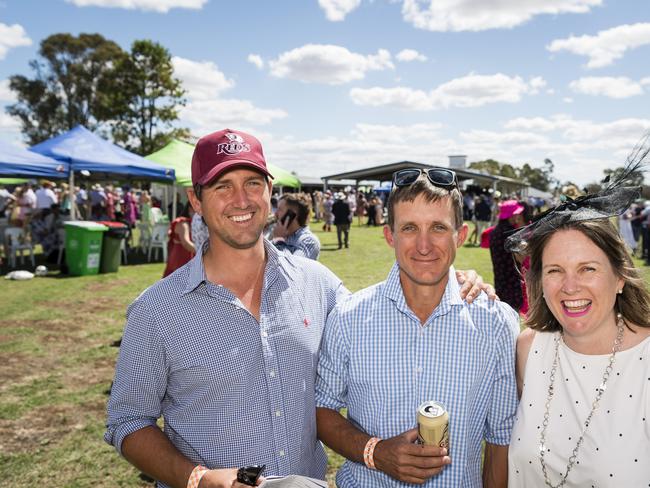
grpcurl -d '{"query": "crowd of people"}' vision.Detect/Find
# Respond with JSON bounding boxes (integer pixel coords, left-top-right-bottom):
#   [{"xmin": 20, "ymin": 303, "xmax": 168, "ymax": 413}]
[
  {"xmin": 0, "ymin": 179, "xmax": 177, "ymax": 267},
  {"xmin": 101, "ymin": 127, "xmax": 649, "ymax": 488}
]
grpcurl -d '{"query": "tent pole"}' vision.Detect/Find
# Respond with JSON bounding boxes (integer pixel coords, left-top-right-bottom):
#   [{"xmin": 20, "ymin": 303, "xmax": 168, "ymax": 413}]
[
  {"xmin": 69, "ymin": 171, "xmax": 76, "ymax": 220},
  {"xmin": 172, "ymin": 181, "xmax": 177, "ymax": 220}
]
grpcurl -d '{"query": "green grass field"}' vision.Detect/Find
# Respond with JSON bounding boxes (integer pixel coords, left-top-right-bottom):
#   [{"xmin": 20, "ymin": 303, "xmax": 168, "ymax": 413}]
[{"xmin": 1, "ymin": 222, "xmax": 648, "ymax": 486}]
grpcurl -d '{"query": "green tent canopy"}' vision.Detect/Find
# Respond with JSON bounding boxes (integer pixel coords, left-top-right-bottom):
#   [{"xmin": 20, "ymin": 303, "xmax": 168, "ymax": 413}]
[
  {"xmin": 146, "ymin": 139, "xmax": 300, "ymax": 188},
  {"xmin": 0, "ymin": 178, "xmax": 28, "ymax": 185}
]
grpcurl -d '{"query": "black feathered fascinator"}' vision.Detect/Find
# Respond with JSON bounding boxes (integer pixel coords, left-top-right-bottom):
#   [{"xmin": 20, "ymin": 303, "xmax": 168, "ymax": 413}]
[{"xmin": 505, "ymin": 131, "xmax": 649, "ymax": 253}]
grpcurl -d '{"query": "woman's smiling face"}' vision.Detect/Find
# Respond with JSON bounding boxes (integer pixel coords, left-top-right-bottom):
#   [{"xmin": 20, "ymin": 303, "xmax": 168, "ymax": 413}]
[{"xmin": 541, "ymin": 229, "xmax": 624, "ymax": 342}]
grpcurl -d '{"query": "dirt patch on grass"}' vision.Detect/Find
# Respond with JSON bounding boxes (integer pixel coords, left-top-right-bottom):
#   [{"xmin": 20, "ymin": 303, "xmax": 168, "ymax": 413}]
[
  {"xmin": 0, "ymin": 402, "xmax": 96, "ymax": 454},
  {"xmin": 86, "ymin": 279, "xmax": 131, "ymax": 293}
]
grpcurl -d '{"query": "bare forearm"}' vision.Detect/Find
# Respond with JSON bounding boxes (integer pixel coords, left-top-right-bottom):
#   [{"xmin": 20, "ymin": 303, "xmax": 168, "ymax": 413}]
[
  {"xmin": 121, "ymin": 425, "xmax": 195, "ymax": 488},
  {"xmin": 316, "ymin": 407, "xmax": 370, "ymax": 463},
  {"xmin": 482, "ymin": 443, "xmax": 508, "ymax": 488}
]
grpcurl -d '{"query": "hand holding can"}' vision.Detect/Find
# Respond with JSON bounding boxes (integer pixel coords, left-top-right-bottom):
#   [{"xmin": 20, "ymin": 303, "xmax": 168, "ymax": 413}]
[{"xmin": 417, "ymin": 401, "xmax": 450, "ymax": 452}]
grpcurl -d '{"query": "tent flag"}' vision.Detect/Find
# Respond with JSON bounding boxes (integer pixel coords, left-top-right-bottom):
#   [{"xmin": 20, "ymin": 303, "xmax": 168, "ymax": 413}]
[
  {"xmin": 31, "ymin": 125, "xmax": 175, "ymax": 182},
  {"xmin": 146, "ymin": 139, "xmax": 301, "ymax": 188},
  {"xmin": 0, "ymin": 139, "xmax": 69, "ymax": 178}
]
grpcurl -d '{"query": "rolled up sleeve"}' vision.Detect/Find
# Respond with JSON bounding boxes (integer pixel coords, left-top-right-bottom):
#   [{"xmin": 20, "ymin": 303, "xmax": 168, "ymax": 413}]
[
  {"xmin": 105, "ymin": 298, "xmax": 168, "ymax": 455},
  {"xmin": 315, "ymin": 306, "xmax": 350, "ymax": 411}
]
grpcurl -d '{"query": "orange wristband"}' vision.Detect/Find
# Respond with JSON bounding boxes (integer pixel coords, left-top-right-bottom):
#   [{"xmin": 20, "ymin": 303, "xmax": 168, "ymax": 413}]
[
  {"xmin": 363, "ymin": 436, "xmax": 381, "ymax": 470},
  {"xmin": 187, "ymin": 465, "xmax": 209, "ymax": 488}
]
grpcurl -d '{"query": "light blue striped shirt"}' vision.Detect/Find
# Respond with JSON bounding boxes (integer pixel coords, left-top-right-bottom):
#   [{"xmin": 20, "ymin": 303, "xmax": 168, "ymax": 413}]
[
  {"xmin": 105, "ymin": 240, "xmax": 348, "ymax": 487},
  {"xmin": 316, "ymin": 263, "xmax": 519, "ymax": 487},
  {"xmin": 275, "ymin": 226, "xmax": 321, "ymax": 260}
]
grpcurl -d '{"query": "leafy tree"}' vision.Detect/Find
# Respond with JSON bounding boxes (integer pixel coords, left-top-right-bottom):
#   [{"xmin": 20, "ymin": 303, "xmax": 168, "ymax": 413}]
[
  {"xmin": 104, "ymin": 40, "xmax": 188, "ymax": 155},
  {"xmin": 602, "ymin": 166, "xmax": 645, "ymax": 187},
  {"xmin": 469, "ymin": 158, "xmax": 557, "ymax": 191},
  {"xmin": 6, "ymin": 33, "xmax": 126, "ymax": 144},
  {"xmin": 468, "ymin": 159, "xmax": 518, "ymax": 179}
]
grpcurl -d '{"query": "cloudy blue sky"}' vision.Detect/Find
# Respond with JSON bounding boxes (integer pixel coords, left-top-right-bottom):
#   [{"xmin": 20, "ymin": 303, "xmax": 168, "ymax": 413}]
[{"xmin": 0, "ymin": 0, "xmax": 649, "ymax": 185}]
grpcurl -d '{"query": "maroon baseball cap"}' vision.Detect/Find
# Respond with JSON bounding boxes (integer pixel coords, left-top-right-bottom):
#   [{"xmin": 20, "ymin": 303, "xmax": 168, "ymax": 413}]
[{"xmin": 191, "ymin": 128, "xmax": 274, "ymax": 186}]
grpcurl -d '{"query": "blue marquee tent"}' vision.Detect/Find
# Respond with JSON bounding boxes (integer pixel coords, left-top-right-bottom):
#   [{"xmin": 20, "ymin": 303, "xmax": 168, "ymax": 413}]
[
  {"xmin": 0, "ymin": 139, "xmax": 69, "ymax": 179},
  {"xmin": 30, "ymin": 125, "xmax": 175, "ymax": 182}
]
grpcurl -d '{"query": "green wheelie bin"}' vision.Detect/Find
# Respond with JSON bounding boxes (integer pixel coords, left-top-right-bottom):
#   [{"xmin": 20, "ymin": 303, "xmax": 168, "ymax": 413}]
[
  {"xmin": 95, "ymin": 221, "xmax": 129, "ymax": 273},
  {"xmin": 64, "ymin": 221, "xmax": 107, "ymax": 276}
]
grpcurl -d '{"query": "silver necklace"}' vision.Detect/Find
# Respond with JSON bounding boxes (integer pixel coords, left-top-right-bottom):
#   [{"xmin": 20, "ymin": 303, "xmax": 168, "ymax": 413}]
[{"xmin": 538, "ymin": 313, "xmax": 625, "ymax": 488}]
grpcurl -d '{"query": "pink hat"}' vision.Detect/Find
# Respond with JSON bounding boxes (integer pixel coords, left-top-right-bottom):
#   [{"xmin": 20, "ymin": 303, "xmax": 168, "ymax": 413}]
[
  {"xmin": 191, "ymin": 128, "xmax": 274, "ymax": 186},
  {"xmin": 498, "ymin": 200, "xmax": 524, "ymax": 220}
]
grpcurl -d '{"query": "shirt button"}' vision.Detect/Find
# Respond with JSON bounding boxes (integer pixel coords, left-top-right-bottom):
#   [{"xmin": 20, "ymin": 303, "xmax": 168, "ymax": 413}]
[
  {"xmin": 261, "ymin": 330, "xmax": 268, "ymax": 338},
  {"xmin": 415, "ymin": 366, "xmax": 423, "ymax": 373},
  {"xmin": 279, "ymin": 450, "xmax": 285, "ymax": 456},
  {"xmin": 275, "ymin": 410, "xmax": 282, "ymax": 417},
  {"xmin": 269, "ymin": 370, "xmax": 276, "ymax": 377}
]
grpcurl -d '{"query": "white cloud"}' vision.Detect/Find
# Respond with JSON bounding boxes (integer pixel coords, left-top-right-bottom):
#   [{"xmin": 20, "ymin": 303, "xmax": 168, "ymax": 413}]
[
  {"xmin": 0, "ymin": 112, "xmax": 20, "ymax": 132},
  {"xmin": 0, "ymin": 80, "xmax": 16, "ymax": 102},
  {"xmin": 396, "ymin": 48, "xmax": 427, "ymax": 62},
  {"xmin": 547, "ymin": 22, "xmax": 650, "ymax": 68},
  {"xmin": 563, "ymin": 97, "xmax": 574, "ymax": 103},
  {"xmin": 0, "ymin": 23, "xmax": 31, "ymax": 60},
  {"xmin": 350, "ymin": 73, "xmax": 544, "ymax": 110},
  {"xmin": 569, "ymin": 76, "xmax": 645, "ymax": 98},
  {"xmin": 269, "ymin": 44, "xmax": 393, "ymax": 85},
  {"xmin": 172, "ymin": 56, "xmax": 234, "ymax": 100},
  {"xmin": 318, "ymin": 0, "xmax": 362, "ymax": 21},
  {"xmin": 401, "ymin": 0, "xmax": 600, "ymax": 32},
  {"xmin": 247, "ymin": 54, "xmax": 264, "ymax": 70},
  {"xmin": 172, "ymin": 56, "xmax": 287, "ymax": 133},
  {"xmin": 180, "ymin": 99, "xmax": 288, "ymax": 135},
  {"xmin": 259, "ymin": 116, "xmax": 650, "ymax": 186},
  {"xmin": 65, "ymin": 0, "xmax": 206, "ymax": 13},
  {"xmin": 350, "ymin": 86, "xmax": 433, "ymax": 110}
]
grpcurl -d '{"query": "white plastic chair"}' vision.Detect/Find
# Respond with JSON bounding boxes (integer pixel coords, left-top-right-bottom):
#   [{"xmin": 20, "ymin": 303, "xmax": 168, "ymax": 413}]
[
  {"xmin": 148, "ymin": 223, "xmax": 168, "ymax": 262},
  {"xmin": 4, "ymin": 227, "xmax": 35, "ymax": 269},
  {"xmin": 150, "ymin": 207, "xmax": 163, "ymax": 223},
  {"xmin": 137, "ymin": 222, "xmax": 152, "ymax": 254}
]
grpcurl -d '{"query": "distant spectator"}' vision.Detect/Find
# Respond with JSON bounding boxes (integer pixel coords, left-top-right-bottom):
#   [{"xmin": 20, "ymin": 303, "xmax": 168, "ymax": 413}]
[
  {"xmin": 472, "ymin": 194, "xmax": 492, "ymax": 245},
  {"xmin": 322, "ymin": 191, "xmax": 334, "ymax": 232},
  {"xmin": 191, "ymin": 211, "xmax": 209, "ymax": 254},
  {"xmin": 618, "ymin": 205, "xmax": 637, "ymax": 254},
  {"xmin": 75, "ymin": 185, "xmax": 88, "ymax": 219},
  {"xmin": 163, "ymin": 202, "xmax": 195, "ymax": 278},
  {"xmin": 89, "ymin": 183, "xmax": 107, "ymax": 220},
  {"xmin": 332, "ymin": 192, "xmax": 351, "ymax": 249},
  {"xmin": 122, "ymin": 186, "xmax": 138, "ymax": 228},
  {"xmin": 272, "ymin": 192, "xmax": 320, "ymax": 260},
  {"xmin": 489, "ymin": 199, "xmax": 525, "ymax": 312},
  {"xmin": 104, "ymin": 185, "xmax": 117, "ymax": 221},
  {"xmin": 35, "ymin": 180, "xmax": 58, "ymax": 217},
  {"xmin": 0, "ymin": 187, "xmax": 16, "ymax": 218},
  {"xmin": 58, "ymin": 183, "xmax": 72, "ymax": 216},
  {"xmin": 356, "ymin": 192, "xmax": 367, "ymax": 226}
]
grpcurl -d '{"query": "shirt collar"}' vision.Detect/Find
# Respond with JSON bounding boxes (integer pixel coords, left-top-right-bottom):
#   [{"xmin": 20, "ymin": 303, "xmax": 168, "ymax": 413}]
[
  {"xmin": 287, "ymin": 226, "xmax": 306, "ymax": 243},
  {"xmin": 383, "ymin": 262, "xmax": 464, "ymax": 315},
  {"xmin": 182, "ymin": 238, "xmax": 282, "ymax": 295}
]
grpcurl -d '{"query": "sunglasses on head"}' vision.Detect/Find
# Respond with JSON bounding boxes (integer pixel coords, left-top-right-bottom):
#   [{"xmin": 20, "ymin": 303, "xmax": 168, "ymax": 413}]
[{"xmin": 392, "ymin": 168, "xmax": 458, "ymax": 190}]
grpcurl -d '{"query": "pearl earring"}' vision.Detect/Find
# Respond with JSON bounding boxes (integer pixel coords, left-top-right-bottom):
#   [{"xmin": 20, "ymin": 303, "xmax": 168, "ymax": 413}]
[{"xmin": 617, "ymin": 289, "xmax": 623, "ymax": 295}]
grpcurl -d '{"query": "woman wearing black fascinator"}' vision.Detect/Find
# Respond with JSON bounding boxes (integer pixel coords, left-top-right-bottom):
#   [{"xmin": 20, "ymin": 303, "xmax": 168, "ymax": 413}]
[{"xmin": 507, "ymin": 132, "xmax": 650, "ymax": 487}]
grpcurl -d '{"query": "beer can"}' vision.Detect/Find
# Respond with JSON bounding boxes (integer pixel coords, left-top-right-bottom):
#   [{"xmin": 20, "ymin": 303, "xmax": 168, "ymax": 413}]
[{"xmin": 417, "ymin": 401, "xmax": 449, "ymax": 451}]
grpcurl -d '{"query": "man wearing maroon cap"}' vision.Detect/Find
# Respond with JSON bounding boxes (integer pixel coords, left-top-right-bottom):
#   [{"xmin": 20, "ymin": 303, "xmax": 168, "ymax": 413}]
[
  {"xmin": 489, "ymin": 199, "xmax": 526, "ymax": 312},
  {"xmin": 106, "ymin": 129, "xmax": 492, "ymax": 488}
]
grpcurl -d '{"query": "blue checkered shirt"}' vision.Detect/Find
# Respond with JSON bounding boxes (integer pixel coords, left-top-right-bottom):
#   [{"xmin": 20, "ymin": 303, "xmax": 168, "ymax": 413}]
[
  {"xmin": 105, "ymin": 240, "xmax": 348, "ymax": 486},
  {"xmin": 315, "ymin": 263, "xmax": 519, "ymax": 487},
  {"xmin": 274, "ymin": 226, "xmax": 321, "ymax": 260}
]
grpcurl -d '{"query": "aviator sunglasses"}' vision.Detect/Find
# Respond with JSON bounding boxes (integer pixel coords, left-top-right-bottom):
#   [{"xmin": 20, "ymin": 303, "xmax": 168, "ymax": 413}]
[{"xmin": 392, "ymin": 168, "xmax": 458, "ymax": 190}]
